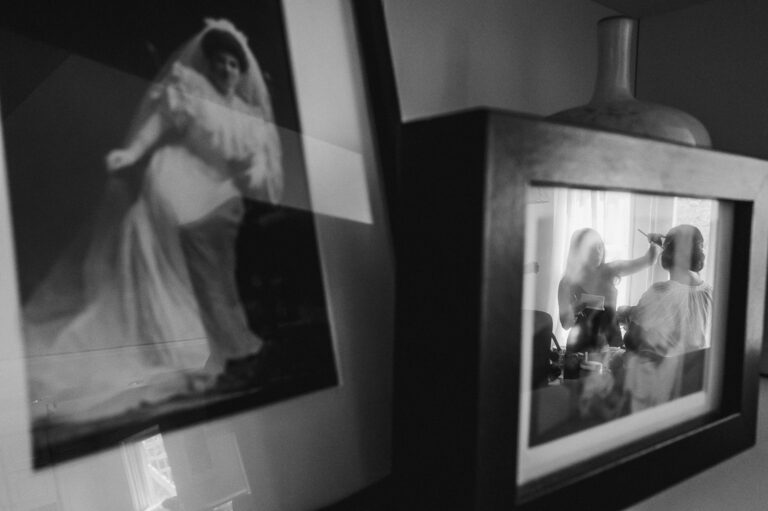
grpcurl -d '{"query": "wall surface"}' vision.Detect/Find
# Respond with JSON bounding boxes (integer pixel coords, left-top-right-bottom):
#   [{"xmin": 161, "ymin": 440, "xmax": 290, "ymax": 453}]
[
  {"xmin": 383, "ymin": 0, "xmax": 617, "ymax": 120},
  {"xmin": 636, "ymin": 0, "xmax": 768, "ymax": 158}
]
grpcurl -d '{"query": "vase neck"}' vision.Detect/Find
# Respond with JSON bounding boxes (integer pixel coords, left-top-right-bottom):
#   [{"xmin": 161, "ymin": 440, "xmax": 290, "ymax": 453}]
[{"xmin": 591, "ymin": 16, "xmax": 636, "ymax": 103}]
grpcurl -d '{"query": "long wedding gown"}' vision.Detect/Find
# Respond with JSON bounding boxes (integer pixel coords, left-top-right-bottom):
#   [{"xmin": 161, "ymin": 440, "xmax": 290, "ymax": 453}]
[{"xmin": 24, "ymin": 62, "xmax": 281, "ymax": 420}]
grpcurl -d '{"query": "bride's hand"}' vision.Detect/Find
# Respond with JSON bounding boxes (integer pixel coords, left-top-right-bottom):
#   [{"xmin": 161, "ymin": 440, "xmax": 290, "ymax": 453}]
[
  {"xmin": 229, "ymin": 155, "xmax": 262, "ymax": 191},
  {"xmin": 105, "ymin": 148, "xmax": 140, "ymax": 172},
  {"xmin": 228, "ymin": 155, "xmax": 254, "ymax": 174}
]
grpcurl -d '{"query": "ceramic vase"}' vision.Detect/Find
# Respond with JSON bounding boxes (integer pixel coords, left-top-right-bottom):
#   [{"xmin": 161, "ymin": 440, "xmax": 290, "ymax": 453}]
[{"xmin": 549, "ymin": 16, "xmax": 711, "ymax": 147}]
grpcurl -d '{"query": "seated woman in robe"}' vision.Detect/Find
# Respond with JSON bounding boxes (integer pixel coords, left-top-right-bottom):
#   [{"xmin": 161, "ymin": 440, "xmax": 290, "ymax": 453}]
[{"xmin": 618, "ymin": 224, "xmax": 713, "ymax": 412}]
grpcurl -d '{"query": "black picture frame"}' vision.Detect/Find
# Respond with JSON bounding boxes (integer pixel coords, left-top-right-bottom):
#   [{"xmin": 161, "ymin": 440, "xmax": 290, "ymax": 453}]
[
  {"xmin": 0, "ymin": 0, "xmax": 335, "ymax": 467},
  {"xmin": 0, "ymin": 0, "xmax": 396, "ymax": 475},
  {"xmin": 352, "ymin": 0, "xmax": 402, "ymax": 237},
  {"xmin": 395, "ymin": 109, "xmax": 767, "ymax": 510}
]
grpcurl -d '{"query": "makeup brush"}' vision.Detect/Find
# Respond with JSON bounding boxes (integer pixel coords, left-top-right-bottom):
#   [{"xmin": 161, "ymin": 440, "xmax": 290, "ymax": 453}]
[{"xmin": 637, "ymin": 229, "xmax": 665, "ymax": 246}]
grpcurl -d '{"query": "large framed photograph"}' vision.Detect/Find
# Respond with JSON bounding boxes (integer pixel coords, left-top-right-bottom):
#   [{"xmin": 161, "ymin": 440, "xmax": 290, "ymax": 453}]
[
  {"xmin": 0, "ymin": 0, "xmax": 393, "ymax": 472},
  {"xmin": 397, "ymin": 110, "xmax": 767, "ymax": 509}
]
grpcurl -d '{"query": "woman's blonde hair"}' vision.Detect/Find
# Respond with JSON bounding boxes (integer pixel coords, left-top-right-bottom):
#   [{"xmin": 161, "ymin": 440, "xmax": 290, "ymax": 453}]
[{"xmin": 564, "ymin": 228, "xmax": 605, "ymax": 282}]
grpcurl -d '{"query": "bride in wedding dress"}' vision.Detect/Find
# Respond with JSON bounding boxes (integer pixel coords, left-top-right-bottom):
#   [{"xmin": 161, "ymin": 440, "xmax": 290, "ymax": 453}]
[{"xmin": 24, "ymin": 18, "xmax": 282, "ymax": 422}]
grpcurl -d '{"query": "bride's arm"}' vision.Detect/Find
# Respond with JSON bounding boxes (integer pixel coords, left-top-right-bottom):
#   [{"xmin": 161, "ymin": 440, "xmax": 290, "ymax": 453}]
[
  {"xmin": 105, "ymin": 112, "xmax": 167, "ymax": 172},
  {"xmin": 232, "ymin": 120, "xmax": 283, "ymax": 204}
]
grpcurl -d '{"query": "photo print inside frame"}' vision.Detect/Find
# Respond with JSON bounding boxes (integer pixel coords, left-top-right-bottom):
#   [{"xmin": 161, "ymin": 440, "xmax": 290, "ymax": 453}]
[
  {"xmin": 519, "ymin": 185, "xmax": 728, "ymax": 483},
  {"xmin": 0, "ymin": 0, "xmax": 339, "ymax": 466}
]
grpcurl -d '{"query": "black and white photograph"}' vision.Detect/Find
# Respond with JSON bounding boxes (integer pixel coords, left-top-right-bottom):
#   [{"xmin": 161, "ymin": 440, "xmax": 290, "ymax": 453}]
[
  {"xmin": 6, "ymin": 1, "xmax": 768, "ymax": 510},
  {"xmin": 523, "ymin": 187, "xmax": 720, "ymax": 447},
  {"xmin": 1, "ymin": 0, "xmax": 337, "ymax": 466}
]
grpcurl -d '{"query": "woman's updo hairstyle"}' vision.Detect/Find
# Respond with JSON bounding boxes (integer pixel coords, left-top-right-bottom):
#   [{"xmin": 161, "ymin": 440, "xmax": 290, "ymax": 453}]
[
  {"xmin": 201, "ymin": 28, "xmax": 248, "ymax": 72},
  {"xmin": 661, "ymin": 224, "xmax": 705, "ymax": 272}
]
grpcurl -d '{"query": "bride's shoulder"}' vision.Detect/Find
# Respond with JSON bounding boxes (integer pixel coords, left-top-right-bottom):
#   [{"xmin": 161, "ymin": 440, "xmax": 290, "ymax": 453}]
[
  {"xmin": 146, "ymin": 62, "xmax": 215, "ymax": 103},
  {"xmin": 166, "ymin": 62, "xmax": 216, "ymax": 96}
]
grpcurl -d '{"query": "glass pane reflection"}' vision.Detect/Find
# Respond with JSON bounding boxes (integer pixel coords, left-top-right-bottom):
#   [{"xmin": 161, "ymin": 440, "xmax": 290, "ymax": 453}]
[{"xmin": 124, "ymin": 430, "xmax": 178, "ymax": 511}]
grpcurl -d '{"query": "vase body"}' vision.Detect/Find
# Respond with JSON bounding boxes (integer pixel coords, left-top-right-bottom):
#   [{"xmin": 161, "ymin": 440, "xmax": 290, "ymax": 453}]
[{"xmin": 549, "ymin": 16, "xmax": 710, "ymax": 148}]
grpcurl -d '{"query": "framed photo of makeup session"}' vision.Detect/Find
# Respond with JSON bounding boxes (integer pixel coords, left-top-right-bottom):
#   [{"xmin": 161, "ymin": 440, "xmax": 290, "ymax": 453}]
[
  {"xmin": 396, "ymin": 109, "xmax": 768, "ymax": 510},
  {"xmin": 0, "ymin": 0, "xmax": 394, "ymax": 470}
]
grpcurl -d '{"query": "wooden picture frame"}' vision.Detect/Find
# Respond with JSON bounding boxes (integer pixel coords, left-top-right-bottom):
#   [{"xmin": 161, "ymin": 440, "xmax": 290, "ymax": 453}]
[
  {"xmin": 0, "ymin": 5, "xmax": 394, "ymax": 504},
  {"xmin": 396, "ymin": 109, "xmax": 767, "ymax": 510}
]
